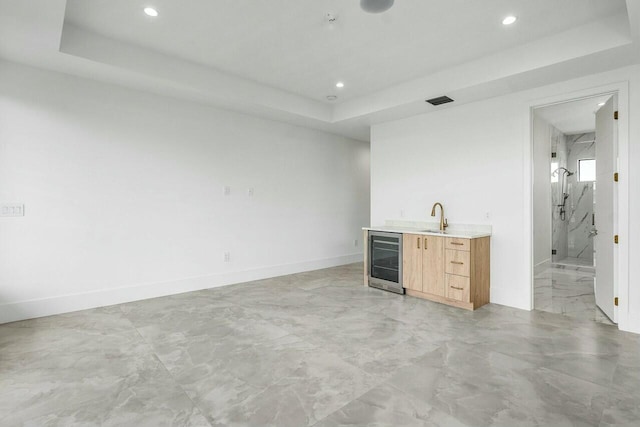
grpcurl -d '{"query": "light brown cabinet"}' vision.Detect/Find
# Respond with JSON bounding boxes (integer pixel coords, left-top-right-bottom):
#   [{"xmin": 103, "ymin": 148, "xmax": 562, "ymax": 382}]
[
  {"xmin": 423, "ymin": 235, "xmax": 445, "ymax": 296},
  {"xmin": 403, "ymin": 234, "xmax": 490, "ymax": 310},
  {"xmin": 402, "ymin": 234, "xmax": 446, "ymax": 296},
  {"xmin": 402, "ymin": 234, "xmax": 423, "ymax": 292}
]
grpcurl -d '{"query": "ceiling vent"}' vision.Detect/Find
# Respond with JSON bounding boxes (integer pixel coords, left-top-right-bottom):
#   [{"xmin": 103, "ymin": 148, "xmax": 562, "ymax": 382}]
[{"xmin": 426, "ymin": 96, "xmax": 454, "ymax": 106}]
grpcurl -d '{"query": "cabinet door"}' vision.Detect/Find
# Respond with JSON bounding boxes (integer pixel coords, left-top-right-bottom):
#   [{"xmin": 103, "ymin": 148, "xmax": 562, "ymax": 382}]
[
  {"xmin": 402, "ymin": 233, "xmax": 423, "ymax": 291},
  {"xmin": 422, "ymin": 235, "xmax": 445, "ymax": 296}
]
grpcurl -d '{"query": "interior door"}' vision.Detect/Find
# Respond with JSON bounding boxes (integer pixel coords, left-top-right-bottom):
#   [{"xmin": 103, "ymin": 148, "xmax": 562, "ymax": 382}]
[{"xmin": 594, "ymin": 95, "xmax": 617, "ymax": 322}]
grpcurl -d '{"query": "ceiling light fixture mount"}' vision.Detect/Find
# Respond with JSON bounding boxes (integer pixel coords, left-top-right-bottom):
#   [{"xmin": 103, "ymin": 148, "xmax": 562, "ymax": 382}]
[
  {"xmin": 144, "ymin": 7, "xmax": 158, "ymax": 17},
  {"xmin": 502, "ymin": 15, "xmax": 517, "ymax": 25},
  {"xmin": 326, "ymin": 95, "xmax": 338, "ymax": 101},
  {"xmin": 360, "ymin": 0, "xmax": 394, "ymax": 14}
]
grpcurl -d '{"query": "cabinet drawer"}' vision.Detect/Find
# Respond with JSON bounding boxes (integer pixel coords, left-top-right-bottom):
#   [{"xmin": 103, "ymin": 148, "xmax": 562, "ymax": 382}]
[
  {"xmin": 446, "ymin": 274, "xmax": 470, "ymax": 302},
  {"xmin": 445, "ymin": 237, "xmax": 470, "ymax": 251},
  {"xmin": 445, "ymin": 249, "xmax": 470, "ymax": 277}
]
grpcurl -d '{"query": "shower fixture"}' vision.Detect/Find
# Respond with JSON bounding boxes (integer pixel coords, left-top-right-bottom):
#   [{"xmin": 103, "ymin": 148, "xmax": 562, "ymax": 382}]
[
  {"xmin": 552, "ymin": 167, "xmax": 575, "ymax": 221},
  {"xmin": 552, "ymin": 167, "xmax": 574, "ymax": 177}
]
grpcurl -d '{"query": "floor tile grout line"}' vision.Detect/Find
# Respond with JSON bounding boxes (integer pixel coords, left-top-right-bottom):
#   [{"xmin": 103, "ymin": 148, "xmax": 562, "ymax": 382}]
[
  {"xmin": 117, "ymin": 305, "xmax": 217, "ymax": 427},
  {"xmin": 489, "ymin": 346, "xmax": 618, "ymax": 391},
  {"xmin": 114, "ymin": 286, "xmax": 380, "ymax": 425},
  {"xmin": 6, "ymin": 262, "xmax": 633, "ymax": 425},
  {"xmin": 186, "ymin": 294, "xmax": 384, "ymax": 425}
]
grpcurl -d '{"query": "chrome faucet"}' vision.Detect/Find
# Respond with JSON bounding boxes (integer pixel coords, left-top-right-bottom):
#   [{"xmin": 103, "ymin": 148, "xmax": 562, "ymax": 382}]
[{"xmin": 431, "ymin": 202, "xmax": 448, "ymax": 231}]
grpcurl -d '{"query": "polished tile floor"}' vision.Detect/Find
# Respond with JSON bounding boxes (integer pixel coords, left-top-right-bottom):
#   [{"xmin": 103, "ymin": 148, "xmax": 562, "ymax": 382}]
[
  {"xmin": 553, "ymin": 256, "xmax": 594, "ymax": 266},
  {"xmin": 534, "ymin": 264, "xmax": 614, "ymax": 325},
  {"xmin": 553, "ymin": 255, "xmax": 595, "ymax": 271},
  {"xmin": 1, "ymin": 263, "xmax": 639, "ymax": 426}
]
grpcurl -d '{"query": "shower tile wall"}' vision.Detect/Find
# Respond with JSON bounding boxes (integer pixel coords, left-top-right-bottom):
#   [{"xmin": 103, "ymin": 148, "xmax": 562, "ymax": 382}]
[
  {"xmin": 566, "ymin": 133, "xmax": 595, "ymax": 263},
  {"xmin": 551, "ymin": 127, "xmax": 568, "ymax": 262}
]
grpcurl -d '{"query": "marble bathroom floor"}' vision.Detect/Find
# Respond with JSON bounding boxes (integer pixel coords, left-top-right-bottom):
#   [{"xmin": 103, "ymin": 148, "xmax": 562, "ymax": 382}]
[
  {"xmin": 554, "ymin": 256, "xmax": 594, "ymax": 267},
  {"xmin": 2, "ymin": 263, "xmax": 638, "ymax": 426},
  {"xmin": 552, "ymin": 256, "xmax": 595, "ymax": 272},
  {"xmin": 535, "ymin": 264, "xmax": 614, "ymax": 326}
]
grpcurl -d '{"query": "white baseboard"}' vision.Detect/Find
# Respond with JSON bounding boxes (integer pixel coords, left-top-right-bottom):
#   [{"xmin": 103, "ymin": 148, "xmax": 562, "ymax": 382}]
[
  {"xmin": 489, "ymin": 286, "xmax": 531, "ymax": 311},
  {"xmin": 620, "ymin": 312, "xmax": 640, "ymax": 334},
  {"xmin": 534, "ymin": 258, "xmax": 551, "ymax": 276},
  {"xmin": 0, "ymin": 253, "xmax": 363, "ymax": 324}
]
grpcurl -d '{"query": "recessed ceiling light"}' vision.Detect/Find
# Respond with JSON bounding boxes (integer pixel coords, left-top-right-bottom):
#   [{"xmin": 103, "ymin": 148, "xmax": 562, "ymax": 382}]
[
  {"xmin": 326, "ymin": 95, "xmax": 338, "ymax": 101},
  {"xmin": 144, "ymin": 7, "xmax": 158, "ymax": 17},
  {"xmin": 336, "ymin": 82, "xmax": 345, "ymax": 88},
  {"xmin": 502, "ymin": 15, "xmax": 517, "ymax": 25},
  {"xmin": 598, "ymin": 102, "xmax": 606, "ymax": 106}
]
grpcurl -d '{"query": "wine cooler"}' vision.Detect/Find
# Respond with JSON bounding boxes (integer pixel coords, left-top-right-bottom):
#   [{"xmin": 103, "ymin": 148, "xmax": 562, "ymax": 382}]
[{"xmin": 368, "ymin": 231, "xmax": 403, "ymax": 294}]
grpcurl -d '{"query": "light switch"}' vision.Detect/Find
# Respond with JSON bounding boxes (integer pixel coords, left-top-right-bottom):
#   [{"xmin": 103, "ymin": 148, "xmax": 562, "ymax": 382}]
[{"xmin": 0, "ymin": 203, "xmax": 25, "ymax": 217}]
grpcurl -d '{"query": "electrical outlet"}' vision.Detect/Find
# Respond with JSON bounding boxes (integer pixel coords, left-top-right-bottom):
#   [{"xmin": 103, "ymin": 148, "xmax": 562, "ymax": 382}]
[
  {"xmin": 400, "ymin": 209, "xmax": 405, "ymax": 218},
  {"xmin": 354, "ymin": 239, "xmax": 358, "ymax": 247},
  {"xmin": 1, "ymin": 203, "xmax": 24, "ymax": 217},
  {"xmin": 223, "ymin": 186, "xmax": 231, "ymax": 196},
  {"xmin": 247, "ymin": 188, "xmax": 254, "ymax": 197},
  {"xmin": 224, "ymin": 252, "xmax": 230, "ymax": 262}
]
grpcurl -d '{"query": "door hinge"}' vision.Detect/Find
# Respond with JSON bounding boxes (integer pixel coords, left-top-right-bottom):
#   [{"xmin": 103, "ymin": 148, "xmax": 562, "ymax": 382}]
[
  {"xmin": 614, "ymin": 172, "xmax": 619, "ymax": 182},
  {"xmin": 614, "ymin": 235, "xmax": 619, "ymax": 244},
  {"xmin": 614, "ymin": 297, "xmax": 618, "ymax": 306},
  {"xmin": 614, "ymin": 111, "xmax": 619, "ymax": 120}
]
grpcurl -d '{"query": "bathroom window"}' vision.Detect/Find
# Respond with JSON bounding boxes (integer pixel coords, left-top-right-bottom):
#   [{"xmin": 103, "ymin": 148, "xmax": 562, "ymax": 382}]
[{"xmin": 578, "ymin": 159, "xmax": 596, "ymax": 182}]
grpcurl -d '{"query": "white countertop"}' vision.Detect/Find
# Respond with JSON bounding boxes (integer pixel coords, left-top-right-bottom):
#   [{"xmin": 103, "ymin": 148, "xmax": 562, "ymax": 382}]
[{"xmin": 362, "ymin": 222, "xmax": 491, "ymax": 239}]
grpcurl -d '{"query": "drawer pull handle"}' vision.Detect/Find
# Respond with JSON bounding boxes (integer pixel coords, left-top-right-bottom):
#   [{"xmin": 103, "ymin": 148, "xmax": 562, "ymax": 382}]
[
  {"xmin": 450, "ymin": 261, "xmax": 464, "ymax": 265},
  {"xmin": 451, "ymin": 286, "xmax": 464, "ymax": 290},
  {"xmin": 451, "ymin": 242, "xmax": 464, "ymax": 246},
  {"xmin": 417, "ymin": 238, "xmax": 420, "ymax": 249}
]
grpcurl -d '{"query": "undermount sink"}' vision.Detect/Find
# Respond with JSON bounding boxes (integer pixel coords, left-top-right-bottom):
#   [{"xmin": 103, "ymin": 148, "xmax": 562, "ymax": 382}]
[{"xmin": 419, "ymin": 229, "xmax": 448, "ymax": 234}]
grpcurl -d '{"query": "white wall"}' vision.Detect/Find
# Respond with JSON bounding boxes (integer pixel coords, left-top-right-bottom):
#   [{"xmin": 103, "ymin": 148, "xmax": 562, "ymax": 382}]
[
  {"xmin": 532, "ymin": 115, "xmax": 552, "ymax": 268},
  {"xmin": 0, "ymin": 60, "xmax": 370, "ymax": 323},
  {"xmin": 371, "ymin": 64, "xmax": 640, "ymax": 333},
  {"xmin": 372, "ymin": 95, "xmax": 526, "ymax": 309}
]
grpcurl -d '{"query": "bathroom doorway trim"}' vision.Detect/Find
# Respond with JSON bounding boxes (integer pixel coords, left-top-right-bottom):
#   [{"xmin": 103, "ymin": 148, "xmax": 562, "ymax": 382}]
[{"xmin": 524, "ymin": 81, "xmax": 630, "ymax": 331}]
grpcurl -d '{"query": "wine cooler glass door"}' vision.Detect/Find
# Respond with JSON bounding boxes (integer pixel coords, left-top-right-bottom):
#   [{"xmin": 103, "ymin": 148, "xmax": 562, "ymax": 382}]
[{"xmin": 369, "ymin": 232, "xmax": 402, "ymax": 285}]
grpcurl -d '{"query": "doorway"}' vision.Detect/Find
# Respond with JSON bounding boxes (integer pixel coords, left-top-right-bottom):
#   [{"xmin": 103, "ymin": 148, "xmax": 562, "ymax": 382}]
[{"xmin": 532, "ymin": 94, "xmax": 617, "ymax": 325}]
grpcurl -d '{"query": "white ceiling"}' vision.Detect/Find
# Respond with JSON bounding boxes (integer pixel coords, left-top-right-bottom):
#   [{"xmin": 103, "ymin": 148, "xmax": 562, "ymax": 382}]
[
  {"xmin": 534, "ymin": 95, "xmax": 612, "ymax": 134},
  {"xmin": 1, "ymin": 0, "xmax": 639, "ymax": 141},
  {"xmin": 63, "ymin": 0, "xmax": 628, "ymax": 103}
]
